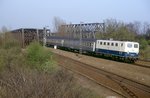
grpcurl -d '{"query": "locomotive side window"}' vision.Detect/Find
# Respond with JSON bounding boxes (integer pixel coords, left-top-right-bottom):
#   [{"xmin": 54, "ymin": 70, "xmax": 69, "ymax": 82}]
[
  {"xmin": 111, "ymin": 43, "xmax": 114, "ymax": 46},
  {"xmin": 100, "ymin": 42, "xmax": 102, "ymax": 45},
  {"xmin": 115, "ymin": 43, "xmax": 118, "ymax": 46},
  {"xmin": 127, "ymin": 43, "xmax": 132, "ymax": 48},
  {"xmin": 121, "ymin": 43, "xmax": 123, "ymax": 47},
  {"xmin": 134, "ymin": 44, "xmax": 138, "ymax": 48},
  {"xmin": 104, "ymin": 42, "xmax": 106, "ymax": 45},
  {"xmin": 107, "ymin": 42, "xmax": 110, "ymax": 45}
]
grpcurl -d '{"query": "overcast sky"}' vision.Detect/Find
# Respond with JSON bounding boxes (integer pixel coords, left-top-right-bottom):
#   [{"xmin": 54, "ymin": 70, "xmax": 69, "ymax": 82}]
[{"xmin": 0, "ymin": 0, "xmax": 150, "ymax": 30}]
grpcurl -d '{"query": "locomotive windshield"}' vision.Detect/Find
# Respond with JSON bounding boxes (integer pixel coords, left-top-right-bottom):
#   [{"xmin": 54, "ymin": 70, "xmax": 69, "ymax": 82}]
[
  {"xmin": 134, "ymin": 44, "xmax": 138, "ymax": 48},
  {"xmin": 127, "ymin": 43, "xmax": 132, "ymax": 48}
]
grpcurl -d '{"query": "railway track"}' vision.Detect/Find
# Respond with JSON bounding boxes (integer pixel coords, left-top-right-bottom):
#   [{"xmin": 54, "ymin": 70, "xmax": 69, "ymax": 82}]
[
  {"xmin": 134, "ymin": 60, "xmax": 150, "ymax": 68},
  {"xmin": 52, "ymin": 47, "xmax": 150, "ymax": 68},
  {"xmin": 48, "ymin": 47, "xmax": 150, "ymax": 69},
  {"xmin": 54, "ymin": 53, "xmax": 150, "ymax": 98}
]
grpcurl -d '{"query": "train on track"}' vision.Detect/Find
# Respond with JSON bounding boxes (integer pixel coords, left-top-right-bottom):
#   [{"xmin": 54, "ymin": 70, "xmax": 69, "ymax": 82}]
[{"xmin": 46, "ymin": 36, "xmax": 139, "ymax": 62}]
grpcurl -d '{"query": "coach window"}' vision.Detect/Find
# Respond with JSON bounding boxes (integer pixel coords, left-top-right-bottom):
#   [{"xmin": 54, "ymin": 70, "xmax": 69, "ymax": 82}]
[
  {"xmin": 85, "ymin": 43, "xmax": 87, "ymax": 46},
  {"xmin": 115, "ymin": 43, "xmax": 118, "ymax": 46},
  {"xmin": 83, "ymin": 42, "xmax": 85, "ymax": 46},
  {"xmin": 104, "ymin": 42, "xmax": 106, "ymax": 45},
  {"xmin": 91, "ymin": 43, "xmax": 92, "ymax": 46},
  {"xmin": 87, "ymin": 43, "xmax": 89, "ymax": 46},
  {"xmin": 90, "ymin": 43, "xmax": 91, "ymax": 46},
  {"xmin": 111, "ymin": 43, "xmax": 114, "ymax": 46}
]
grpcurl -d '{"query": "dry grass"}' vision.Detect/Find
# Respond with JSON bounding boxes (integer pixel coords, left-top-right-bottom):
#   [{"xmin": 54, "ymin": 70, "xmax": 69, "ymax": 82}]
[{"xmin": 0, "ymin": 66, "xmax": 98, "ymax": 98}]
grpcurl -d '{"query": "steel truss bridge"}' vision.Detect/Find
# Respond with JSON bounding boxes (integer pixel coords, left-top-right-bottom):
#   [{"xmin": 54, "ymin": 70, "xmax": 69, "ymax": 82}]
[{"xmin": 60, "ymin": 22, "xmax": 105, "ymax": 39}]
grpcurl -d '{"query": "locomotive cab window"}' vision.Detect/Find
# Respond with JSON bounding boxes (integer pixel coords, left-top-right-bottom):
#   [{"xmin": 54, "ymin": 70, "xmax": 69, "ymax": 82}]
[{"xmin": 134, "ymin": 44, "xmax": 138, "ymax": 48}]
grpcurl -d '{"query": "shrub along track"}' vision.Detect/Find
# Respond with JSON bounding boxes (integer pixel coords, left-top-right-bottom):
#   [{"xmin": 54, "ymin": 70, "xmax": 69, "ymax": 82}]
[{"xmin": 54, "ymin": 54, "xmax": 150, "ymax": 98}]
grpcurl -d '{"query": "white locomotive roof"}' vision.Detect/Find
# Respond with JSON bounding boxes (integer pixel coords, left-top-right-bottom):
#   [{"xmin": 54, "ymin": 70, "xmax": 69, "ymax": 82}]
[{"xmin": 96, "ymin": 39, "xmax": 139, "ymax": 43}]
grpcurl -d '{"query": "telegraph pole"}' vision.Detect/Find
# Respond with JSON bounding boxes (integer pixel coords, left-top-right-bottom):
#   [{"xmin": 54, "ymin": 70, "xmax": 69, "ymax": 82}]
[
  {"xmin": 43, "ymin": 27, "xmax": 47, "ymax": 47},
  {"xmin": 36, "ymin": 29, "xmax": 39, "ymax": 43},
  {"xmin": 22, "ymin": 28, "xmax": 24, "ymax": 48}
]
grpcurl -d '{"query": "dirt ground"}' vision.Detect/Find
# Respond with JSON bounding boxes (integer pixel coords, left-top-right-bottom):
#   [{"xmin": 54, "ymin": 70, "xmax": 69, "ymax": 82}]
[
  {"xmin": 73, "ymin": 72, "xmax": 123, "ymax": 98},
  {"xmin": 49, "ymin": 48, "xmax": 150, "ymax": 87}
]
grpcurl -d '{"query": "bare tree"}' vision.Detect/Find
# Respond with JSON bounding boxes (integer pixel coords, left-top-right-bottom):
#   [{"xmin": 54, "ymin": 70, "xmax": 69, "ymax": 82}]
[
  {"xmin": 52, "ymin": 17, "xmax": 66, "ymax": 33},
  {"xmin": 1, "ymin": 26, "xmax": 8, "ymax": 33},
  {"xmin": 102, "ymin": 19, "xmax": 137, "ymax": 41},
  {"xmin": 142, "ymin": 22, "xmax": 150, "ymax": 40}
]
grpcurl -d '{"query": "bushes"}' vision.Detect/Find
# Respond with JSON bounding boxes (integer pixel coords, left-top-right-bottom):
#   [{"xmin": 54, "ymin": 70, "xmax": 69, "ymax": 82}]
[
  {"xmin": 147, "ymin": 40, "xmax": 150, "ymax": 45},
  {"xmin": 0, "ymin": 67, "xmax": 98, "ymax": 98},
  {"xmin": 139, "ymin": 39, "xmax": 148, "ymax": 50},
  {"xmin": 136, "ymin": 38, "xmax": 150, "ymax": 60},
  {"xmin": 25, "ymin": 42, "xmax": 57, "ymax": 72},
  {"xmin": 139, "ymin": 46, "xmax": 150, "ymax": 60},
  {"xmin": 0, "ymin": 33, "xmax": 22, "ymax": 71},
  {"xmin": 0, "ymin": 33, "xmax": 99, "ymax": 98},
  {"xmin": 0, "ymin": 47, "xmax": 23, "ymax": 70}
]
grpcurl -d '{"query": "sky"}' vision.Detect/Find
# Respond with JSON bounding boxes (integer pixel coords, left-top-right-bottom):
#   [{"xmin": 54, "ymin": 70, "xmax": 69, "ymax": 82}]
[{"xmin": 0, "ymin": 0, "xmax": 150, "ymax": 30}]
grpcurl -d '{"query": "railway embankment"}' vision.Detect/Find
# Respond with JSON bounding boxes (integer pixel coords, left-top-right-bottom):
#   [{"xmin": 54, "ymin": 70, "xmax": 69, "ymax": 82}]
[{"xmin": 49, "ymin": 48, "xmax": 150, "ymax": 87}]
